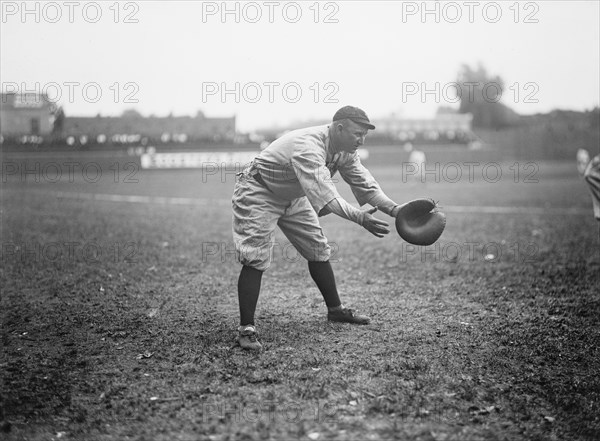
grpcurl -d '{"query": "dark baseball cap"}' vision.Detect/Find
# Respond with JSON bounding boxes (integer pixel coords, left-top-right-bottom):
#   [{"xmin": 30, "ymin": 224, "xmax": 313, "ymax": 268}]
[{"xmin": 332, "ymin": 105, "xmax": 376, "ymax": 130}]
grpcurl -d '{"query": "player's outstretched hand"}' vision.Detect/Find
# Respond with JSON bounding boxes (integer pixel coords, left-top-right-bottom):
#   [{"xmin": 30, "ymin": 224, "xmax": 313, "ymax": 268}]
[{"xmin": 362, "ymin": 207, "xmax": 390, "ymax": 238}]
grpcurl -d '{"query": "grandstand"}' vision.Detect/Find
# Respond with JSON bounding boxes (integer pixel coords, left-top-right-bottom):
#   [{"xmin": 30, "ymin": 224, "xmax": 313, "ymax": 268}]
[
  {"xmin": 1, "ymin": 92, "xmax": 476, "ymax": 151},
  {"xmin": 374, "ymin": 112, "xmax": 474, "ymax": 144},
  {"xmin": 0, "ymin": 93, "xmax": 56, "ymax": 143},
  {"xmin": 63, "ymin": 111, "xmax": 236, "ymax": 146},
  {"xmin": 0, "ymin": 93, "xmax": 238, "ymax": 150}
]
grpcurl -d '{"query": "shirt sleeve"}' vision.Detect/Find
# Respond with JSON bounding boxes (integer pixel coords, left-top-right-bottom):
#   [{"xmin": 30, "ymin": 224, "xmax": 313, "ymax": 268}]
[
  {"xmin": 291, "ymin": 145, "xmax": 342, "ymax": 215},
  {"xmin": 338, "ymin": 153, "xmax": 398, "ymax": 216},
  {"xmin": 324, "ymin": 197, "xmax": 365, "ymax": 225}
]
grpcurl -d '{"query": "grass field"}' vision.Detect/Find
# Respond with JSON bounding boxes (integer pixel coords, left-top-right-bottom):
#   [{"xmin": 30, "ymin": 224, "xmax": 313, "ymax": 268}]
[{"xmin": 1, "ymin": 154, "xmax": 599, "ymax": 440}]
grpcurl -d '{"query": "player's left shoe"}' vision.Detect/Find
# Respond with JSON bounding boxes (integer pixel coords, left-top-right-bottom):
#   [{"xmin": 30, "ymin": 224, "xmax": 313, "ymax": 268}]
[
  {"xmin": 236, "ymin": 325, "xmax": 263, "ymax": 351},
  {"xmin": 327, "ymin": 307, "xmax": 370, "ymax": 325}
]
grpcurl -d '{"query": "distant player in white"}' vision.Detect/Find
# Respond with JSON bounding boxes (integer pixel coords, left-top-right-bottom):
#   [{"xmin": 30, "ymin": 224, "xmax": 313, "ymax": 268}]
[{"xmin": 404, "ymin": 142, "xmax": 426, "ymax": 183}]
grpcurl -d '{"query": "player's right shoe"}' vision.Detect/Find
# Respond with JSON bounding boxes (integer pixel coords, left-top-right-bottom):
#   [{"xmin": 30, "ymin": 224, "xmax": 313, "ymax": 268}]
[
  {"xmin": 327, "ymin": 307, "xmax": 370, "ymax": 325},
  {"xmin": 236, "ymin": 325, "xmax": 262, "ymax": 351}
]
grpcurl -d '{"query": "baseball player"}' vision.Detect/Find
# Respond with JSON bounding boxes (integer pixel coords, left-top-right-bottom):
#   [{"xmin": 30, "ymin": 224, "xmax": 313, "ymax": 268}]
[
  {"xmin": 577, "ymin": 148, "xmax": 600, "ymax": 221},
  {"xmin": 232, "ymin": 106, "xmax": 402, "ymax": 350}
]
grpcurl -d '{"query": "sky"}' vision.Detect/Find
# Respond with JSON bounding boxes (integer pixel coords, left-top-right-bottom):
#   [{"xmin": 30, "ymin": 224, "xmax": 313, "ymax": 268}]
[{"xmin": 1, "ymin": 1, "xmax": 599, "ymax": 131}]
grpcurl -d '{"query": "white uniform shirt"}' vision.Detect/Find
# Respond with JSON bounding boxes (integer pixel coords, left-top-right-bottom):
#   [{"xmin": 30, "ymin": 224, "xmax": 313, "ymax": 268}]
[{"xmin": 253, "ymin": 125, "xmax": 394, "ymax": 216}]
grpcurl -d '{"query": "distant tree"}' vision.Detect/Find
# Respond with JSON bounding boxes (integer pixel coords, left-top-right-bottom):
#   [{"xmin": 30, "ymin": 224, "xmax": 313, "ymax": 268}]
[
  {"xmin": 122, "ymin": 109, "xmax": 143, "ymax": 118},
  {"xmin": 436, "ymin": 106, "xmax": 458, "ymax": 115},
  {"xmin": 456, "ymin": 63, "xmax": 519, "ymax": 129},
  {"xmin": 589, "ymin": 107, "xmax": 599, "ymax": 129}
]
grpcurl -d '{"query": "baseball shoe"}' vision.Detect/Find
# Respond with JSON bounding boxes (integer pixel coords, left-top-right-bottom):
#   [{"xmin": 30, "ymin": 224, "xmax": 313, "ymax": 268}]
[
  {"xmin": 327, "ymin": 307, "xmax": 370, "ymax": 325},
  {"xmin": 236, "ymin": 325, "xmax": 262, "ymax": 351}
]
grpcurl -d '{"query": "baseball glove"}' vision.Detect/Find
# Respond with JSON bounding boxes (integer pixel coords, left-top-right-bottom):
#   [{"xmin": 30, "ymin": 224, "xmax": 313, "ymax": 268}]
[{"xmin": 395, "ymin": 198, "xmax": 446, "ymax": 246}]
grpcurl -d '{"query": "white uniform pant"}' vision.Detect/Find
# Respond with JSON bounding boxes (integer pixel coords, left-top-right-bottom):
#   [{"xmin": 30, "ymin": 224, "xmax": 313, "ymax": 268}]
[{"xmin": 232, "ymin": 167, "xmax": 331, "ymax": 271}]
